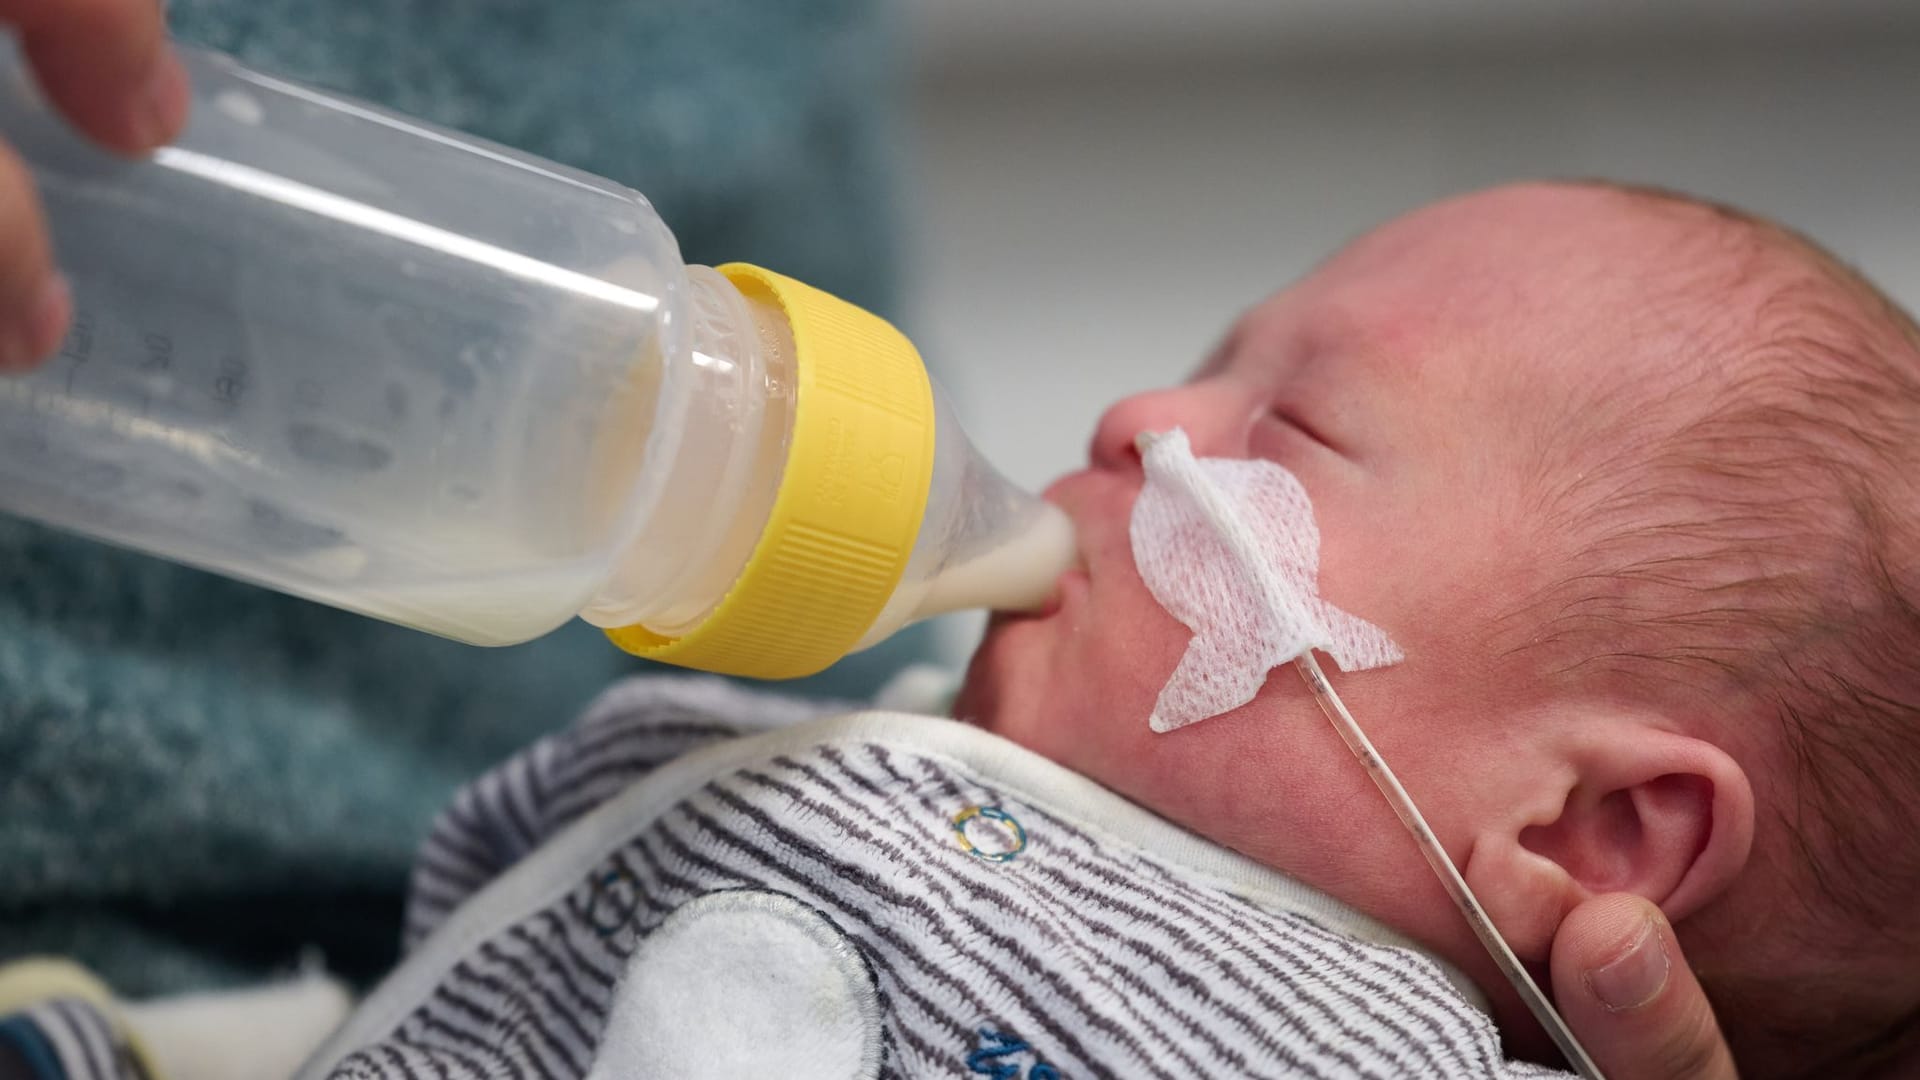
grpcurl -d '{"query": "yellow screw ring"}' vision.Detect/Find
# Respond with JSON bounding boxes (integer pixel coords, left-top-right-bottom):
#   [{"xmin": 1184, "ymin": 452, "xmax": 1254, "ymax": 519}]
[{"xmin": 605, "ymin": 264, "xmax": 937, "ymax": 679}]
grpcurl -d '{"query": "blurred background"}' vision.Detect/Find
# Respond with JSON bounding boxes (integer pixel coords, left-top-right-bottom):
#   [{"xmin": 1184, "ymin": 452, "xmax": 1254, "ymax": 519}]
[{"xmin": 900, "ymin": 0, "xmax": 1920, "ymax": 659}]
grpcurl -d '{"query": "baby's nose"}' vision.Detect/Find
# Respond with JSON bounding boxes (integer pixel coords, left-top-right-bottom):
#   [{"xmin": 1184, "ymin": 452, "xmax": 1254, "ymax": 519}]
[{"xmin": 1088, "ymin": 383, "xmax": 1241, "ymax": 469}]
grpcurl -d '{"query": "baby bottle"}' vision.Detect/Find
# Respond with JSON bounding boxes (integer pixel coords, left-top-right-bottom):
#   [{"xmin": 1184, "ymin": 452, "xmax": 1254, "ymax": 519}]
[{"xmin": 0, "ymin": 45, "xmax": 1074, "ymax": 678}]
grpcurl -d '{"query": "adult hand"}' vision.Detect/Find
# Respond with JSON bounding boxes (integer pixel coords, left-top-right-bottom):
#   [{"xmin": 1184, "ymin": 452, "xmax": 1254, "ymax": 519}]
[
  {"xmin": 1554, "ymin": 893, "xmax": 1738, "ymax": 1080},
  {"xmin": 1, "ymin": 0, "xmax": 188, "ymax": 370}
]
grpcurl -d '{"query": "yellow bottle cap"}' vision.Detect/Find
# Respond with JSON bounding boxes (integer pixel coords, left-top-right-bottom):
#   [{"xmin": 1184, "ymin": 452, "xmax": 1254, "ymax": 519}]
[{"xmin": 604, "ymin": 264, "xmax": 936, "ymax": 678}]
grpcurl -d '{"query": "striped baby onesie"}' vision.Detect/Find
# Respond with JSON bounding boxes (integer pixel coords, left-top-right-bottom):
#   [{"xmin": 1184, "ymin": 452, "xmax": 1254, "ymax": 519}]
[
  {"xmin": 0, "ymin": 675, "xmax": 1574, "ymax": 1078},
  {"xmin": 304, "ymin": 675, "xmax": 1569, "ymax": 1080}
]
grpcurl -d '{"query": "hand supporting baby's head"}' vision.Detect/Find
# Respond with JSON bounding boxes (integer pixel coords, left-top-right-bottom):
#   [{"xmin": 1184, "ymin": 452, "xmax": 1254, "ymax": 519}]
[
  {"xmin": 957, "ymin": 181, "xmax": 1920, "ymax": 1076},
  {"xmin": 1493, "ymin": 185, "xmax": 1920, "ymax": 1076}
]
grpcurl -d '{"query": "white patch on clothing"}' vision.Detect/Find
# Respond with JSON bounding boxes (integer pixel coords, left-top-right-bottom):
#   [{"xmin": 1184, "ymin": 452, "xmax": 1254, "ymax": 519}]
[
  {"xmin": 587, "ymin": 889, "xmax": 882, "ymax": 1080},
  {"xmin": 1130, "ymin": 428, "xmax": 1402, "ymax": 732}
]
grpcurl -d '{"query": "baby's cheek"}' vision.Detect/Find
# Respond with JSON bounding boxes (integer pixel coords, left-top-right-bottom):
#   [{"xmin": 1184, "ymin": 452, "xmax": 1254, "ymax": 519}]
[
  {"xmin": 1315, "ymin": 480, "xmax": 1488, "ymax": 644},
  {"xmin": 1099, "ymin": 684, "xmax": 1381, "ymax": 873},
  {"xmin": 1033, "ymin": 604, "xmax": 1185, "ymax": 765},
  {"xmin": 1313, "ymin": 517, "xmax": 1409, "ymax": 633}
]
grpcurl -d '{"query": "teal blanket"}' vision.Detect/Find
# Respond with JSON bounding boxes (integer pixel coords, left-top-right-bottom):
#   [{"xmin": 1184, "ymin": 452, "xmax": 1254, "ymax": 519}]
[{"xmin": 0, "ymin": 0, "xmax": 905, "ymax": 995}]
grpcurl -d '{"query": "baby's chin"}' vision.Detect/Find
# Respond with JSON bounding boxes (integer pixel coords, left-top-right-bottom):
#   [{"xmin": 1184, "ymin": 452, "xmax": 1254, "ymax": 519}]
[
  {"xmin": 948, "ymin": 663, "xmax": 992, "ymax": 728},
  {"xmin": 949, "ymin": 596, "xmax": 1063, "ymax": 725},
  {"xmin": 950, "ymin": 616, "xmax": 1028, "ymax": 732}
]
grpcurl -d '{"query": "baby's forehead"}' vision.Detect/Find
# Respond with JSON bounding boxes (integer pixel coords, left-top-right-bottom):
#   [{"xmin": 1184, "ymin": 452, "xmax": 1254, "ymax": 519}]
[
  {"xmin": 1226, "ymin": 192, "xmax": 1679, "ymax": 385},
  {"xmin": 1223, "ymin": 185, "xmax": 1904, "ymax": 513},
  {"xmin": 1321, "ymin": 185, "xmax": 1749, "ymax": 310},
  {"xmin": 1276, "ymin": 186, "xmax": 1820, "ymax": 391}
]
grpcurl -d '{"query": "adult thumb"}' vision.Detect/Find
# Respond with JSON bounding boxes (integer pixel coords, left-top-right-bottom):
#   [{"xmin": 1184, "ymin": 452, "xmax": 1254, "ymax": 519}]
[{"xmin": 1552, "ymin": 893, "xmax": 1738, "ymax": 1080}]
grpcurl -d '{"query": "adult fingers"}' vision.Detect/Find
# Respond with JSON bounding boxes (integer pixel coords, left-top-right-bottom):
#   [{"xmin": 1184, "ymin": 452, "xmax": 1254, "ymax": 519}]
[
  {"xmin": 8, "ymin": 0, "xmax": 188, "ymax": 154},
  {"xmin": 0, "ymin": 142, "xmax": 69, "ymax": 370},
  {"xmin": 1553, "ymin": 893, "xmax": 1739, "ymax": 1080}
]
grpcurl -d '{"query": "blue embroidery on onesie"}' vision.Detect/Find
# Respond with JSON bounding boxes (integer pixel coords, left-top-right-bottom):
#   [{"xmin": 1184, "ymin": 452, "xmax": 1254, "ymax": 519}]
[{"xmin": 967, "ymin": 1027, "xmax": 1060, "ymax": 1078}]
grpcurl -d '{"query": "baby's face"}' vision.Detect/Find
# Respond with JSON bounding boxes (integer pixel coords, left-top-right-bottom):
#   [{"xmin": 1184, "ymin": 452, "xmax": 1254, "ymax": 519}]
[{"xmin": 958, "ymin": 183, "xmax": 1721, "ymax": 1003}]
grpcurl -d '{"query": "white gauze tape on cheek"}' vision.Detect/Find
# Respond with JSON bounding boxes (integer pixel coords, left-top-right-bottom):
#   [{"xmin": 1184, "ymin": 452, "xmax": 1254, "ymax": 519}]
[{"xmin": 1129, "ymin": 428, "xmax": 1402, "ymax": 733}]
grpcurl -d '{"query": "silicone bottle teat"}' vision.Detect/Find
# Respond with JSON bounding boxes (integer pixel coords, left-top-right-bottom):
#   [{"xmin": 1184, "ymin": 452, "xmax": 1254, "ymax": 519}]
[
  {"xmin": 604, "ymin": 265, "xmax": 1074, "ymax": 679},
  {"xmin": 852, "ymin": 394, "xmax": 1076, "ymax": 650}
]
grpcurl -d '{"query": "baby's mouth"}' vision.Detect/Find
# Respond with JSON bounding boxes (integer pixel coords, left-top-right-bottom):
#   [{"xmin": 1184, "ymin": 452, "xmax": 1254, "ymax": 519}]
[
  {"xmin": 1048, "ymin": 511, "xmax": 1093, "ymax": 606},
  {"xmin": 987, "ymin": 555, "xmax": 1082, "ymax": 624},
  {"xmin": 1038, "ymin": 555, "xmax": 1089, "ymax": 618}
]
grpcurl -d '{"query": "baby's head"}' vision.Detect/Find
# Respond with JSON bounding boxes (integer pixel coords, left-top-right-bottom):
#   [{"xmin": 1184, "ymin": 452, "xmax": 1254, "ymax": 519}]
[{"xmin": 956, "ymin": 181, "xmax": 1920, "ymax": 1077}]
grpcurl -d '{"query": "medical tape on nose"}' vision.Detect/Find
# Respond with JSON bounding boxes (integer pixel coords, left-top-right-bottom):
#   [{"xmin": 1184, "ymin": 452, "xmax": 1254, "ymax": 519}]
[{"xmin": 1127, "ymin": 428, "xmax": 1401, "ymax": 732}]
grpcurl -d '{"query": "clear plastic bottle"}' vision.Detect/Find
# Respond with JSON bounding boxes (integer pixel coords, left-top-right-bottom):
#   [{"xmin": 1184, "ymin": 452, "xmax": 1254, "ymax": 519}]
[{"xmin": 0, "ymin": 45, "xmax": 1074, "ymax": 678}]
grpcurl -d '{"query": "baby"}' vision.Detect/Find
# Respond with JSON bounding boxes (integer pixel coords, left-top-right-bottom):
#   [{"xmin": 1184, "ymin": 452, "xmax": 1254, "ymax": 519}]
[
  {"xmin": 961, "ymin": 180, "xmax": 1920, "ymax": 1076},
  {"xmin": 10, "ymin": 181, "xmax": 1914, "ymax": 1079}
]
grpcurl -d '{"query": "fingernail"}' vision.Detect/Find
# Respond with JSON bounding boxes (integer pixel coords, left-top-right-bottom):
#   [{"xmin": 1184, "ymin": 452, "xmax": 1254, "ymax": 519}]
[
  {"xmin": 2, "ymin": 276, "xmax": 71, "ymax": 372},
  {"xmin": 1585, "ymin": 916, "xmax": 1671, "ymax": 1012},
  {"xmin": 129, "ymin": 50, "xmax": 190, "ymax": 148}
]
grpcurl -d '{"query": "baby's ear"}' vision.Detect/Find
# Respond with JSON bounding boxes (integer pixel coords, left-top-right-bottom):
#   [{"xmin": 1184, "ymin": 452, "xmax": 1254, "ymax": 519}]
[{"xmin": 1462, "ymin": 722, "xmax": 1754, "ymax": 962}]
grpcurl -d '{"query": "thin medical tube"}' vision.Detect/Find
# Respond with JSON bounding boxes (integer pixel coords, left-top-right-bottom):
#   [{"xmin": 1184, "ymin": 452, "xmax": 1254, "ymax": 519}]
[{"xmin": 1293, "ymin": 653, "xmax": 1605, "ymax": 1080}]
